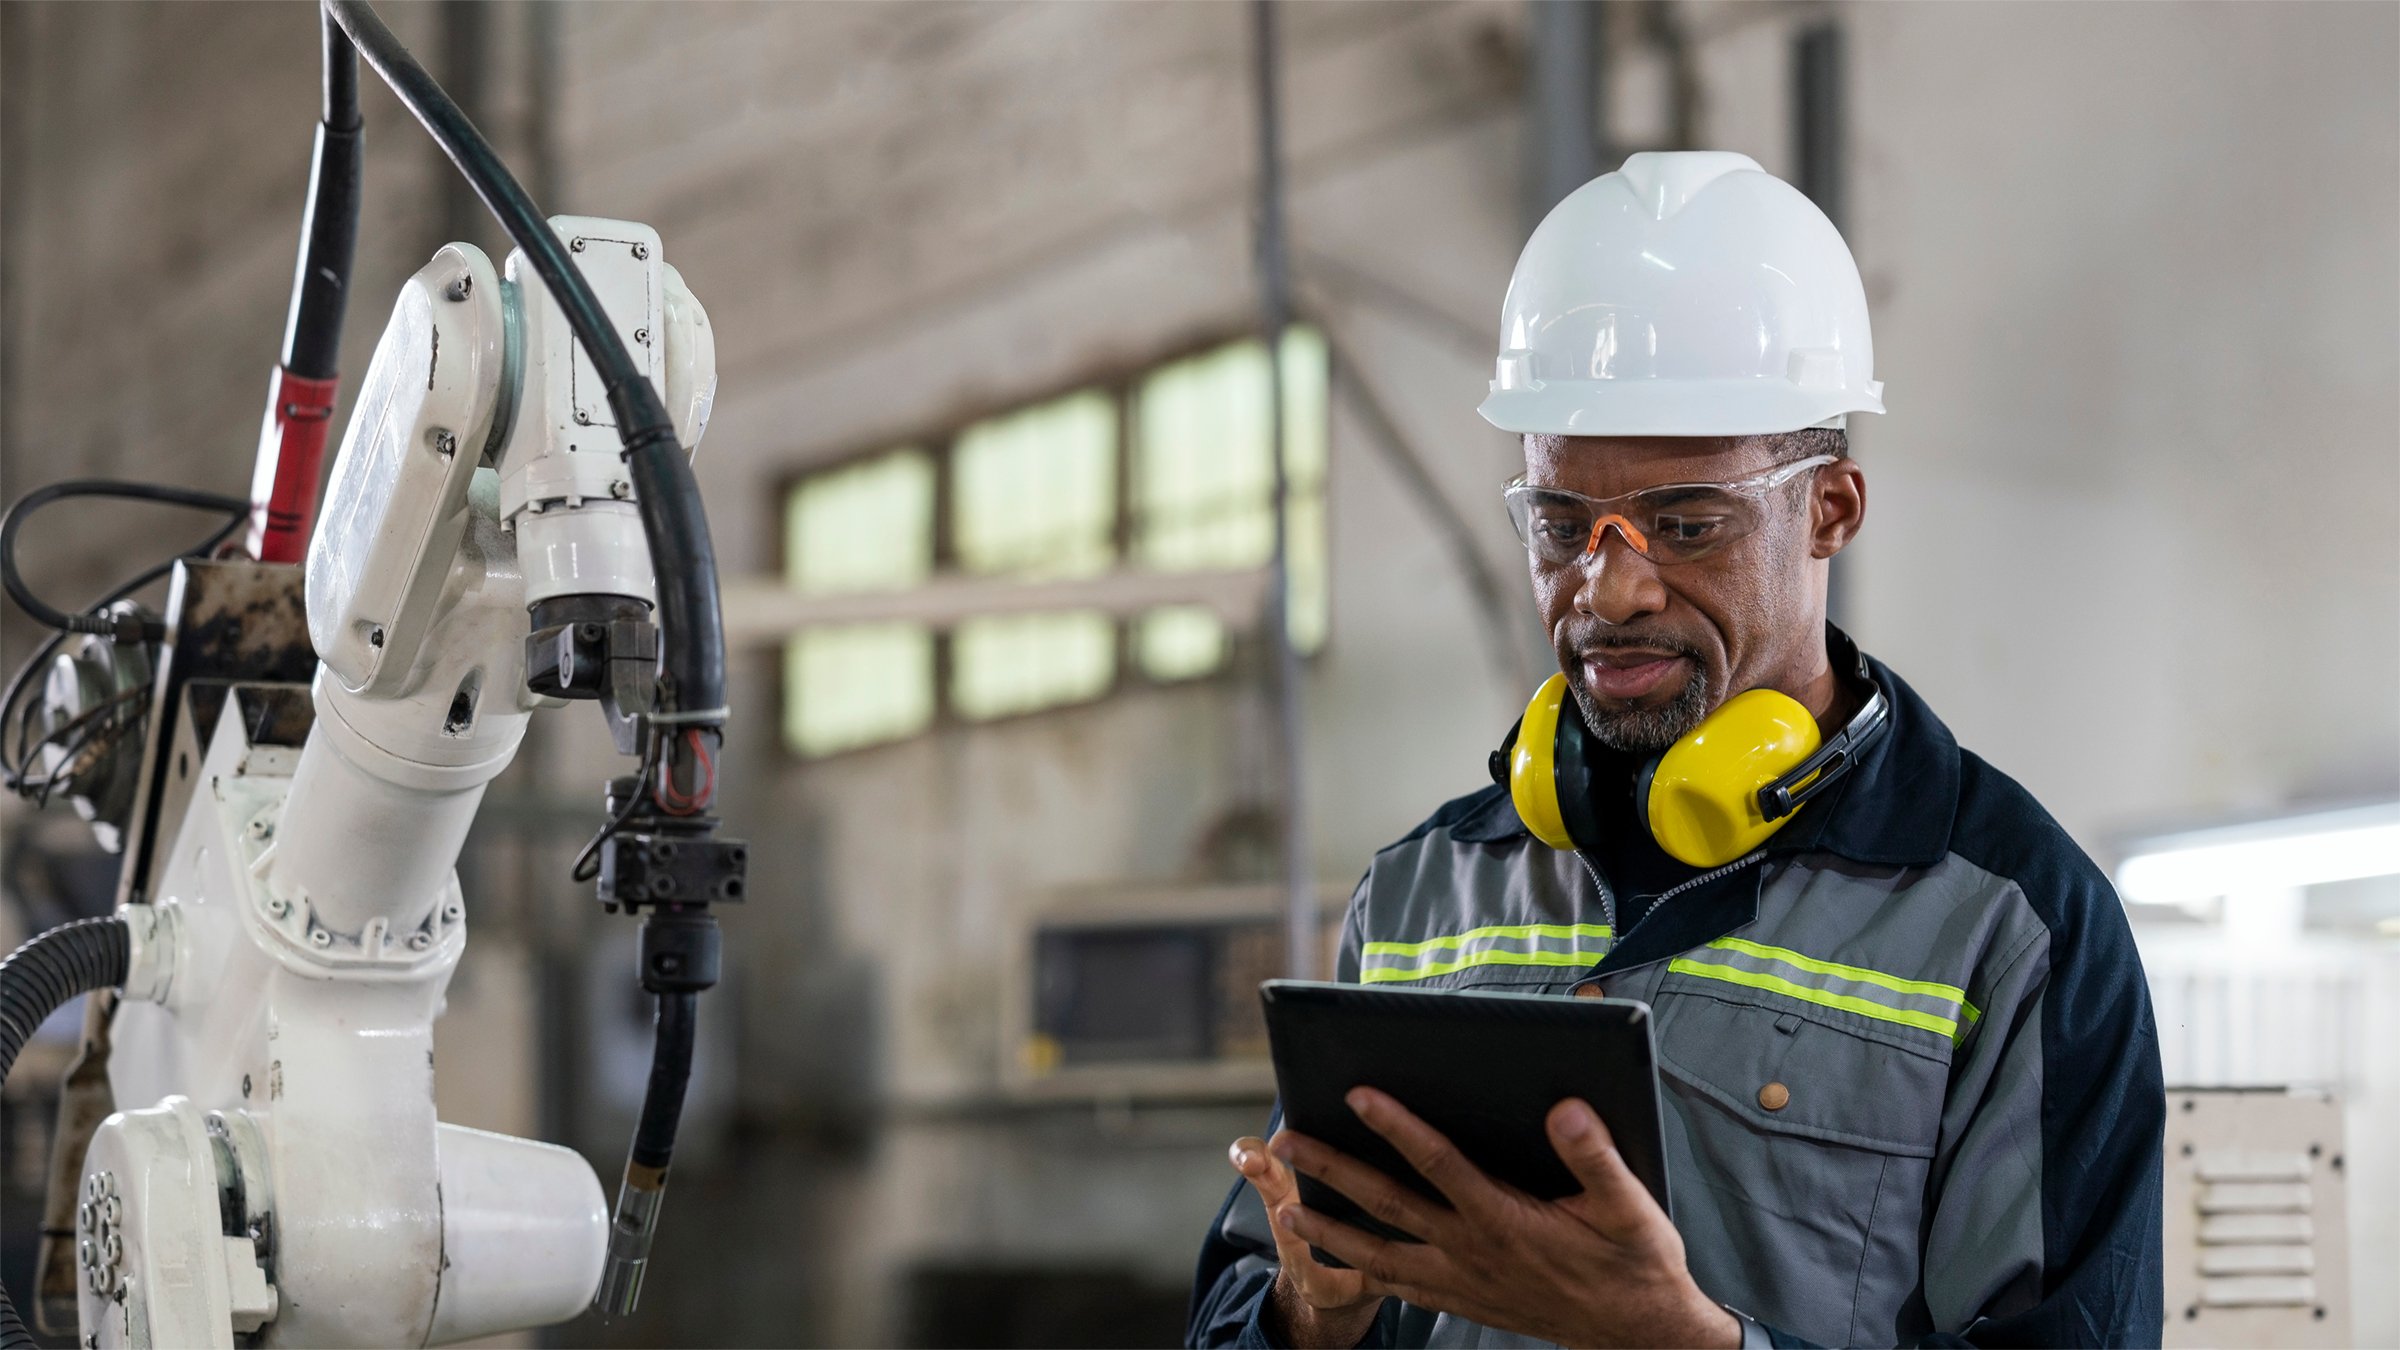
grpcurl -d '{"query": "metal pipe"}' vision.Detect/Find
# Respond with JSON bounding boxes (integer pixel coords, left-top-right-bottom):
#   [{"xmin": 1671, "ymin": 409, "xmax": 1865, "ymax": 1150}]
[
  {"xmin": 1525, "ymin": 0, "xmax": 1604, "ymax": 234},
  {"xmin": 1252, "ymin": 0, "xmax": 1316, "ymax": 982}
]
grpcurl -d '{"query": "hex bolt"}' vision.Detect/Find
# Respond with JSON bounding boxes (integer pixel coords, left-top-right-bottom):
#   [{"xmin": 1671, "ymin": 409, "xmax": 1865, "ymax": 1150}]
[
  {"xmin": 631, "ymin": 242, "xmax": 650, "ymax": 259},
  {"xmin": 101, "ymin": 1197, "xmax": 119, "ymax": 1225},
  {"xmin": 609, "ymin": 479, "xmax": 632, "ymax": 499},
  {"xmin": 570, "ymin": 237, "xmax": 587, "ymax": 253},
  {"xmin": 79, "ymin": 1201, "xmax": 94, "ymax": 1232},
  {"xmin": 431, "ymin": 428, "xmax": 458, "ymax": 457},
  {"xmin": 574, "ymin": 409, "xmax": 593, "ymax": 426}
]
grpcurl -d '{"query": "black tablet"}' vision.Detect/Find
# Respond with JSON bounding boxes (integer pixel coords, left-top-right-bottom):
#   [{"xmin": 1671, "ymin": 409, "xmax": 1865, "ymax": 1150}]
[{"xmin": 1260, "ymin": 979, "xmax": 1671, "ymax": 1253}]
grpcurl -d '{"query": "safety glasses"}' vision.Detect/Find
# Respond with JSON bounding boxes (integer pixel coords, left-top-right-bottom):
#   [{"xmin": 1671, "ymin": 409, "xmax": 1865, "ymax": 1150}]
[{"xmin": 1503, "ymin": 454, "xmax": 1836, "ymax": 567}]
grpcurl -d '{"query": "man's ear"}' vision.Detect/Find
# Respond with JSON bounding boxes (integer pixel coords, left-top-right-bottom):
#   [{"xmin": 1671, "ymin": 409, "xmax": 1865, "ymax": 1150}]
[{"xmin": 1809, "ymin": 459, "xmax": 1866, "ymax": 560}]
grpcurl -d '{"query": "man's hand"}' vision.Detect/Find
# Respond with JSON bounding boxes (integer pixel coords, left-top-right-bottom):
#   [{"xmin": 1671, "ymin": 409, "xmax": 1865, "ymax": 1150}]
[
  {"xmin": 1229, "ymin": 1135, "xmax": 1386, "ymax": 1348},
  {"xmin": 1269, "ymin": 1089, "xmax": 1741, "ymax": 1350}
]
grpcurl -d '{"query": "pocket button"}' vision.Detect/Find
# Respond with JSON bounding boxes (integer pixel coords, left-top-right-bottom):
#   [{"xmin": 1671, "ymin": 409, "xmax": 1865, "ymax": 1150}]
[
  {"xmin": 1758, "ymin": 1081, "xmax": 1791, "ymax": 1112},
  {"xmin": 1572, "ymin": 982, "xmax": 1605, "ymax": 999}
]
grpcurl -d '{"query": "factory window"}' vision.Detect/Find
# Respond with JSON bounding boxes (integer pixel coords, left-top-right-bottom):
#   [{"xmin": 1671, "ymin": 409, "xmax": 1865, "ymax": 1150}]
[
  {"xmin": 1133, "ymin": 327, "xmax": 1328, "ymax": 679},
  {"xmin": 950, "ymin": 391, "xmax": 1120, "ymax": 720},
  {"xmin": 781, "ymin": 327, "xmax": 1327, "ymax": 757},
  {"xmin": 781, "ymin": 448, "xmax": 937, "ymax": 756}
]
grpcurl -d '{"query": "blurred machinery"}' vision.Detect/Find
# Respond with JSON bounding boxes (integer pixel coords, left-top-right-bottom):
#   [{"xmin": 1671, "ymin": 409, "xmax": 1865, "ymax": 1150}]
[
  {"xmin": 1007, "ymin": 883, "xmax": 1346, "ymax": 1102},
  {"xmin": 0, "ymin": 4, "xmax": 745, "ymax": 1346}
]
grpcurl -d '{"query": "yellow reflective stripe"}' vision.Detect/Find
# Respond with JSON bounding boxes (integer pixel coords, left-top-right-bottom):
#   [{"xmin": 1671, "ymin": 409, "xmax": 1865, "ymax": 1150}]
[
  {"xmin": 1361, "ymin": 948, "xmax": 1612, "ymax": 983},
  {"xmin": 1668, "ymin": 957, "xmax": 1964, "ymax": 1041},
  {"xmin": 1362, "ymin": 922, "xmax": 1615, "ymax": 959},
  {"xmin": 1704, "ymin": 935, "xmax": 1981, "ymax": 1020}
]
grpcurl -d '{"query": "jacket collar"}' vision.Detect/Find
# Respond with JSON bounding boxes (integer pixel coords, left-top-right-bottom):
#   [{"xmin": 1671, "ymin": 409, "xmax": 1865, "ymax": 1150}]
[{"xmin": 1449, "ymin": 638, "xmax": 1961, "ymax": 873}]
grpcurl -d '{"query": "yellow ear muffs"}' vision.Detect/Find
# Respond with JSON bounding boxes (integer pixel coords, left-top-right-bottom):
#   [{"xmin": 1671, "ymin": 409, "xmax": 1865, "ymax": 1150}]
[
  {"xmin": 1508, "ymin": 673, "xmax": 1578, "ymax": 849},
  {"xmin": 1636, "ymin": 689, "xmax": 1822, "ymax": 868}
]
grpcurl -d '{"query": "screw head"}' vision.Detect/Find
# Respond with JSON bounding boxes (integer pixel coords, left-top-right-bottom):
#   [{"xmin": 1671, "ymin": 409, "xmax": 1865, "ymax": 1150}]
[
  {"xmin": 609, "ymin": 479, "xmax": 632, "ymax": 499},
  {"xmin": 241, "ymin": 1073, "xmax": 252, "ymax": 1098},
  {"xmin": 368, "ymin": 626, "xmax": 386, "ymax": 649},
  {"xmin": 101, "ymin": 1196, "xmax": 119, "ymax": 1225},
  {"xmin": 79, "ymin": 1201, "xmax": 95, "ymax": 1232},
  {"xmin": 431, "ymin": 428, "xmax": 458, "ymax": 457},
  {"xmin": 445, "ymin": 274, "xmax": 473, "ymax": 301},
  {"xmin": 574, "ymin": 409, "xmax": 593, "ymax": 426},
  {"xmin": 631, "ymin": 242, "xmax": 650, "ymax": 259},
  {"xmin": 570, "ymin": 237, "xmax": 587, "ymax": 253},
  {"xmin": 633, "ymin": 327, "xmax": 650, "ymax": 345}
]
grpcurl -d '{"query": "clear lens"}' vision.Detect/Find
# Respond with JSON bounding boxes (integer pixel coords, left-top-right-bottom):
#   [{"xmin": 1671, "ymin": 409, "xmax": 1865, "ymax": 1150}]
[
  {"xmin": 1502, "ymin": 455, "xmax": 1831, "ymax": 567},
  {"xmin": 1507, "ymin": 486, "xmax": 1765, "ymax": 564}
]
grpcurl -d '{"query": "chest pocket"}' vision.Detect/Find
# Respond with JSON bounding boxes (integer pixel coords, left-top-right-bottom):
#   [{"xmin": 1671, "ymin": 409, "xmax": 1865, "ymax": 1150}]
[{"xmin": 1652, "ymin": 947, "xmax": 1965, "ymax": 1348}]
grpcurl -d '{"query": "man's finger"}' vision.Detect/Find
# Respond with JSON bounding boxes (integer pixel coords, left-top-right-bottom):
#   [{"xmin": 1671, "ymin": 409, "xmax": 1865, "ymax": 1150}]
[
  {"xmin": 1270, "ymin": 1130, "xmax": 1453, "ymax": 1244},
  {"xmin": 1280, "ymin": 1202, "xmax": 1442, "ymax": 1297},
  {"xmin": 1345, "ymin": 1087, "xmax": 1508, "ymax": 1221},
  {"xmin": 1545, "ymin": 1098, "xmax": 1659, "ymax": 1222},
  {"xmin": 1230, "ymin": 1134, "xmax": 1299, "ymax": 1207}
]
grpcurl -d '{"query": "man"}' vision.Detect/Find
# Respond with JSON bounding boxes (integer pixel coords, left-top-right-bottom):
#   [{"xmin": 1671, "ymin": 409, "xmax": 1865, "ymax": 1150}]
[{"xmin": 1186, "ymin": 152, "xmax": 2163, "ymax": 1348}]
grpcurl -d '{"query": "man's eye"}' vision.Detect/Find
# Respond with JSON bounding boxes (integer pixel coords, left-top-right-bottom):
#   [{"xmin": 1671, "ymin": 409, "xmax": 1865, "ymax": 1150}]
[
  {"xmin": 1534, "ymin": 518, "xmax": 1591, "ymax": 545},
  {"xmin": 1653, "ymin": 515, "xmax": 1725, "ymax": 543}
]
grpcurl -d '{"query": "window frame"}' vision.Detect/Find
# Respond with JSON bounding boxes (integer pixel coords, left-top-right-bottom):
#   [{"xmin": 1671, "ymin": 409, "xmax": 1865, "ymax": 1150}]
[{"xmin": 772, "ymin": 326, "xmax": 1331, "ymax": 763}]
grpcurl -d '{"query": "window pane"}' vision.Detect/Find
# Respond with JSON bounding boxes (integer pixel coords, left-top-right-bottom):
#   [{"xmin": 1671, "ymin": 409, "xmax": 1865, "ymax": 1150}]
[
  {"xmin": 1135, "ymin": 604, "xmax": 1226, "ymax": 682},
  {"xmin": 1132, "ymin": 327, "xmax": 1329, "ymax": 679},
  {"xmin": 782, "ymin": 448, "xmax": 936, "ymax": 755},
  {"xmin": 950, "ymin": 391, "xmax": 1118, "ymax": 719},
  {"xmin": 786, "ymin": 624, "xmax": 934, "ymax": 756}
]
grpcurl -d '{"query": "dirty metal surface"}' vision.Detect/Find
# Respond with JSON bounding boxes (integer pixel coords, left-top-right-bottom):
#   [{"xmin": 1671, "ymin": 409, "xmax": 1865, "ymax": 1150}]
[{"xmin": 114, "ymin": 559, "xmax": 314, "ymax": 908}]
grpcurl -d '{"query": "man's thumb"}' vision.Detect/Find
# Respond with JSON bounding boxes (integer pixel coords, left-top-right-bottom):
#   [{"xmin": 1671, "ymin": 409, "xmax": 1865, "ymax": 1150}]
[{"xmin": 1547, "ymin": 1099, "xmax": 1646, "ymax": 1207}]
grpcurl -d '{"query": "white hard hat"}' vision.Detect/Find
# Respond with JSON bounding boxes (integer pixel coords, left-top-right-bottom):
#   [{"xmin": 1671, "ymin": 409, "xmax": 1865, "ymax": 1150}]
[{"xmin": 1478, "ymin": 151, "xmax": 1884, "ymax": 437}]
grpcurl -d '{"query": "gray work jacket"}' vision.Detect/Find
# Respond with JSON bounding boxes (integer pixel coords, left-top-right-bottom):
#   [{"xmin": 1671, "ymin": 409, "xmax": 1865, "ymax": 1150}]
[{"xmin": 1187, "ymin": 653, "xmax": 2164, "ymax": 1349}]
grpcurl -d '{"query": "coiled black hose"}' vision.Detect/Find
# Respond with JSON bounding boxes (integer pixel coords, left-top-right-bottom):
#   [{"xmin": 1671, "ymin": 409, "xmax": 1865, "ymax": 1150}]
[{"xmin": 0, "ymin": 917, "xmax": 130, "ymax": 1350}]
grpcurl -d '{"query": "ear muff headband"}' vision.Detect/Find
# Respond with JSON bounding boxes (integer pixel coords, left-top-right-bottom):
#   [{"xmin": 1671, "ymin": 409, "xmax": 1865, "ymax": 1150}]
[
  {"xmin": 1504, "ymin": 631, "xmax": 1892, "ymax": 869},
  {"xmin": 1508, "ymin": 674, "xmax": 1577, "ymax": 850}
]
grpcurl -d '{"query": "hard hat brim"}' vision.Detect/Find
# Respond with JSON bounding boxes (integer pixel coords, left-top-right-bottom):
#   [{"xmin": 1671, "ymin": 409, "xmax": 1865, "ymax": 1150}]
[{"xmin": 1478, "ymin": 380, "xmax": 1884, "ymax": 438}]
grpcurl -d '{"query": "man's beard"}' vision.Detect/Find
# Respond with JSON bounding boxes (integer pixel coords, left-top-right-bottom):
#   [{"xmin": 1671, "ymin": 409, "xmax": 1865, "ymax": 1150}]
[{"xmin": 1564, "ymin": 636, "xmax": 1714, "ymax": 755}]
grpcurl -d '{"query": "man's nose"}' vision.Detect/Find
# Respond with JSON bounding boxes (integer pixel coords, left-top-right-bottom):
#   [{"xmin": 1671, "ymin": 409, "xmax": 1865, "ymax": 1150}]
[{"xmin": 1575, "ymin": 529, "xmax": 1667, "ymax": 625}]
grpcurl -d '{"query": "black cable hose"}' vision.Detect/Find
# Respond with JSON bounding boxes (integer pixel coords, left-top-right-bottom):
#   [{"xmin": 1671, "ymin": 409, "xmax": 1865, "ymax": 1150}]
[
  {"xmin": 321, "ymin": 0, "xmax": 726, "ymax": 731},
  {"xmin": 280, "ymin": 7, "xmax": 362, "ymax": 379},
  {"xmin": 631, "ymin": 993, "xmax": 696, "ymax": 1170},
  {"xmin": 0, "ymin": 481, "xmax": 250, "ymax": 636},
  {"xmin": 0, "ymin": 917, "xmax": 131, "ymax": 1350}
]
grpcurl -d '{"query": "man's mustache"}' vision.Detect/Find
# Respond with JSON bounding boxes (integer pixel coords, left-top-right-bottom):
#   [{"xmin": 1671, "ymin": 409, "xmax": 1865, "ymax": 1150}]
[{"xmin": 1559, "ymin": 624, "xmax": 1706, "ymax": 661}]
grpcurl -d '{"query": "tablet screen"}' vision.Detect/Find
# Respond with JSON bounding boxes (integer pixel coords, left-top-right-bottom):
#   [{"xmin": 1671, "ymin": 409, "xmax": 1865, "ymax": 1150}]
[{"xmin": 1260, "ymin": 979, "xmax": 1671, "ymax": 1251}]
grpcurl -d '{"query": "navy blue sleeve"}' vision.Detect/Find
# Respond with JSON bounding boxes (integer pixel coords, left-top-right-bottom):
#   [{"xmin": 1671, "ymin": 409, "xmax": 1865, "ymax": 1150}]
[{"xmin": 1945, "ymin": 756, "xmax": 2167, "ymax": 1348}]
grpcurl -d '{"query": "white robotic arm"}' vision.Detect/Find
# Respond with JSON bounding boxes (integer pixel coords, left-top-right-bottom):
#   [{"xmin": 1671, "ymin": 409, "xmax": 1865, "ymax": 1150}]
[
  {"xmin": 81, "ymin": 219, "xmax": 717, "ymax": 1349},
  {"xmin": 0, "ymin": 10, "xmax": 742, "ymax": 1346}
]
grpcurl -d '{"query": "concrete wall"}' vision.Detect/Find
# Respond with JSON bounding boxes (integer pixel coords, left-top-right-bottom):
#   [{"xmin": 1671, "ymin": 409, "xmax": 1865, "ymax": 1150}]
[{"xmin": 3, "ymin": 2, "xmax": 2395, "ymax": 1345}]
